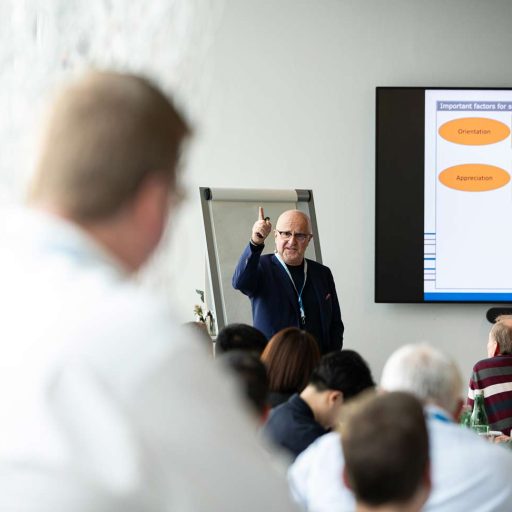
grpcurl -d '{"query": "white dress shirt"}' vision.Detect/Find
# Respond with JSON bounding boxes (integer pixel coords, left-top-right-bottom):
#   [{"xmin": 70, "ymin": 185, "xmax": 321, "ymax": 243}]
[
  {"xmin": 0, "ymin": 208, "xmax": 297, "ymax": 511},
  {"xmin": 288, "ymin": 405, "xmax": 512, "ymax": 512}
]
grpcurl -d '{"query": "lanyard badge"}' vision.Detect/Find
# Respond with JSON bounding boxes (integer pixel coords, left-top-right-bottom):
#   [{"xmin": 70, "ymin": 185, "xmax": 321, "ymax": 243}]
[{"xmin": 275, "ymin": 253, "xmax": 307, "ymax": 325}]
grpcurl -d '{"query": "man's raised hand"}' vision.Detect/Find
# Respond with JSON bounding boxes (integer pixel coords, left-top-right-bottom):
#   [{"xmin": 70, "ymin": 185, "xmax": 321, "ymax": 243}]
[{"xmin": 251, "ymin": 207, "xmax": 272, "ymax": 245}]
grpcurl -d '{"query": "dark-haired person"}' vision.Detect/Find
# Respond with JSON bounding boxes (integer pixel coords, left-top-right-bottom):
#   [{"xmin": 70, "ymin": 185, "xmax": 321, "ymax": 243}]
[
  {"xmin": 232, "ymin": 207, "xmax": 344, "ymax": 354},
  {"xmin": 263, "ymin": 350, "xmax": 374, "ymax": 459},
  {"xmin": 341, "ymin": 392, "xmax": 431, "ymax": 512},
  {"xmin": 219, "ymin": 350, "xmax": 269, "ymax": 422},
  {"xmin": 468, "ymin": 319, "xmax": 512, "ymax": 433},
  {"xmin": 216, "ymin": 323, "xmax": 268, "ymax": 355},
  {"xmin": 261, "ymin": 327, "xmax": 321, "ymax": 408}
]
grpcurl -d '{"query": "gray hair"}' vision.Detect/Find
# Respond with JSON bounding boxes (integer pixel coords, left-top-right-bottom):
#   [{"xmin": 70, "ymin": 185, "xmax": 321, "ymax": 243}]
[
  {"xmin": 490, "ymin": 322, "xmax": 512, "ymax": 355},
  {"xmin": 380, "ymin": 343, "xmax": 462, "ymax": 415},
  {"xmin": 495, "ymin": 314, "xmax": 512, "ymax": 324}
]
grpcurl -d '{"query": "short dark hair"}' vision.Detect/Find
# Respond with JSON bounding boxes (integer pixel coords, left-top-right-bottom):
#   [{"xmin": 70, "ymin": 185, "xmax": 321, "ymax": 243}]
[
  {"xmin": 218, "ymin": 350, "xmax": 268, "ymax": 417},
  {"xmin": 309, "ymin": 350, "xmax": 375, "ymax": 399},
  {"xmin": 261, "ymin": 327, "xmax": 320, "ymax": 393},
  {"xmin": 216, "ymin": 323, "xmax": 267, "ymax": 355},
  {"xmin": 341, "ymin": 391, "xmax": 429, "ymax": 507}
]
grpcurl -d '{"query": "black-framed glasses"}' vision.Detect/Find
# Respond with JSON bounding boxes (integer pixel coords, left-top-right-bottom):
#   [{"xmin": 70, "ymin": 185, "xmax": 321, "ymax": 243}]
[{"xmin": 276, "ymin": 230, "xmax": 312, "ymax": 242}]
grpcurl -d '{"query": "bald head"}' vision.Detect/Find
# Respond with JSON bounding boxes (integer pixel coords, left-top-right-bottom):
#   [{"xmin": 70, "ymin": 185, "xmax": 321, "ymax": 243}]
[
  {"xmin": 275, "ymin": 210, "xmax": 312, "ymax": 232},
  {"xmin": 274, "ymin": 210, "xmax": 313, "ymax": 266},
  {"xmin": 29, "ymin": 71, "xmax": 189, "ymax": 222}
]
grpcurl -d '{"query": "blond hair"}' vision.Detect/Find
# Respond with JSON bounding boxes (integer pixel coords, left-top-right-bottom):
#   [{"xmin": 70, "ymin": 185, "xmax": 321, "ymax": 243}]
[{"xmin": 29, "ymin": 71, "xmax": 190, "ymax": 221}]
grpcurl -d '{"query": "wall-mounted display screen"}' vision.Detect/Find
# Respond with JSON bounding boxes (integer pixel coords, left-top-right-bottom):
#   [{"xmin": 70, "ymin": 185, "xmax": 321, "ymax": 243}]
[{"xmin": 376, "ymin": 87, "xmax": 512, "ymax": 303}]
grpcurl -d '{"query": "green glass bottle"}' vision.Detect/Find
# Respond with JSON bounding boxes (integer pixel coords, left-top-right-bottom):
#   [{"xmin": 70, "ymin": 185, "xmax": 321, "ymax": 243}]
[
  {"xmin": 470, "ymin": 390, "xmax": 489, "ymax": 434},
  {"xmin": 459, "ymin": 404, "xmax": 472, "ymax": 428}
]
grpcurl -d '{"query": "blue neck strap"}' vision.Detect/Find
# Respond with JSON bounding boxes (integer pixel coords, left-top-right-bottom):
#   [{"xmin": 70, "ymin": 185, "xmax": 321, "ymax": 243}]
[{"xmin": 275, "ymin": 253, "xmax": 307, "ymax": 325}]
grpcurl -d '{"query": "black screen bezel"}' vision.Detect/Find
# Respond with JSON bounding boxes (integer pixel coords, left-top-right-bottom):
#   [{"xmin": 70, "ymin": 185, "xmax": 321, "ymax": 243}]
[{"xmin": 375, "ymin": 86, "xmax": 512, "ymax": 304}]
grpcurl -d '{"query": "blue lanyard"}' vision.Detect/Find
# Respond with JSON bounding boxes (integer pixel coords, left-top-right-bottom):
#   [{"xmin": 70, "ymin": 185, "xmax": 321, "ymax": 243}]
[
  {"xmin": 429, "ymin": 412, "xmax": 451, "ymax": 423},
  {"xmin": 275, "ymin": 253, "xmax": 308, "ymax": 325},
  {"xmin": 425, "ymin": 407, "xmax": 452, "ymax": 424}
]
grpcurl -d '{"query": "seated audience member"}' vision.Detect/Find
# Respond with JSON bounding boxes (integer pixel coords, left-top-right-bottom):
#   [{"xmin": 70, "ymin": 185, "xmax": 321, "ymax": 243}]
[
  {"xmin": 341, "ymin": 391, "xmax": 431, "ymax": 512},
  {"xmin": 468, "ymin": 320, "xmax": 512, "ymax": 433},
  {"xmin": 216, "ymin": 323, "xmax": 268, "ymax": 355},
  {"xmin": 289, "ymin": 343, "xmax": 512, "ymax": 512},
  {"xmin": 263, "ymin": 350, "xmax": 374, "ymax": 459},
  {"xmin": 261, "ymin": 327, "xmax": 321, "ymax": 408},
  {"xmin": 218, "ymin": 350, "xmax": 269, "ymax": 422}
]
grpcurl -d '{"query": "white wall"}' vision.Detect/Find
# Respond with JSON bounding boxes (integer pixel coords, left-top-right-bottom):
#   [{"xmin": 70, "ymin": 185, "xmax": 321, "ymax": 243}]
[{"xmin": 173, "ymin": 0, "xmax": 512, "ymax": 382}]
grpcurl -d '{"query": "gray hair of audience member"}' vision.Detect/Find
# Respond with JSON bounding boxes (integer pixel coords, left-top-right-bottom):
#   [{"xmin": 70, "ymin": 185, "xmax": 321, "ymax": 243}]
[
  {"xmin": 29, "ymin": 71, "xmax": 190, "ymax": 222},
  {"xmin": 216, "ymin": 323, "xmax": 268, "ymax": 355},
  {"xmin": 380, "ymin": 343, "xmax": 462, "ymax": 416},
  {"xmin": 218, "ymin": 350, "xmax": 269, "ymax": 419},
  {"xmin": 495, "ymin": 314, "xmax": 512, "ymax": 325},
  {"xmin": 490, "ymin": 321, "xmax": 512, "ymax": 355},
  {"xmin": 341, "ymin": 391, "xmax": 430, "ymax": 509}
]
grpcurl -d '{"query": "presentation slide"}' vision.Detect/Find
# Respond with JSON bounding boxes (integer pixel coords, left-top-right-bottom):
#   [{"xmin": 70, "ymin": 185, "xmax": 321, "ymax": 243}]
[{"xmin": 424, "ymin": 89, "xmax": 512, "ymax": 301}]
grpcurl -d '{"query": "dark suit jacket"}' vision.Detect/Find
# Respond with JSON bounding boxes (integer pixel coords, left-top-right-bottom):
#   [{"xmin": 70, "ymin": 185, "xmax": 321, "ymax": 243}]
[
  {"xmin": 232, "ymin": 243, "xmax": 343, "ymax": 353},
  {"xmin": 262, "ymin": 393, "xmax": 328, "ymax": 459}
]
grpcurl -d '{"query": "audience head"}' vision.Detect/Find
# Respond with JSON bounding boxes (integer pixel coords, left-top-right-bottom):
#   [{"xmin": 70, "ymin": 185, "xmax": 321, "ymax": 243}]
[
  {"xmin": 261, "ymin": 327, "xmax": 321, "ymax": 395},
  {"xmin": 495, "ymin": 314, "xmax": 512, "ymax": 326},
  {"xmin": 218, "ymin": 350, "xmax": 269, "ymax": 421},
  {"xmin": 309, "ymin": 350, "xmax": 375, "ymax": 398},
  {"xmin": 341, "ymin": 391, "xmax": 430, "ymax": 512},
  {"xmin": 301, "ymin": 350, "xmax": 375, "ymax": 429},
  {"xmin": 29, "ymin": 71, "xmax": 190, "ymax": 271},
  {"xmin": 487, "ymin": 321, "xmax": 512, "ymax": 357},
  {"xmin": 216, "ymin": 323, "xmax": 268, "ymax": 355},
  {"xmin": 380, "ymin": 343, "xmax": 462, "ymax": 417}
]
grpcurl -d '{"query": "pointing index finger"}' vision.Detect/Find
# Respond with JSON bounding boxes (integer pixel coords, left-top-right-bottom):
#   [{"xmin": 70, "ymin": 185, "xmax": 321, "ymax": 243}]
[{"xmin": 259, "ymin": 207, "xmax": 265, "ymax": 221}]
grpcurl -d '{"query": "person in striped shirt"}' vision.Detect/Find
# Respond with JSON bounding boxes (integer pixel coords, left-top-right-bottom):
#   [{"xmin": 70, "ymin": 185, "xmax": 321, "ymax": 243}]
[{"xmin": 468, "ymin": 318, "xmax": 512, "ymax": 434}]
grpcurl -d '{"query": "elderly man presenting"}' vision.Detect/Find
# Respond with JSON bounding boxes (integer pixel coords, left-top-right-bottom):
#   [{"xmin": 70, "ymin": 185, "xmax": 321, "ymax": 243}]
[{"xmin": 232, "ymin": 208, "xmax": 343, "ymax": 354}]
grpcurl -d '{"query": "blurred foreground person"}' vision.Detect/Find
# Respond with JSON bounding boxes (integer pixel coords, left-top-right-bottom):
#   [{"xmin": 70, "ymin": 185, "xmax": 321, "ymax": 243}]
[
  {"xmin": 261, "ymin": 327, "xmax": 321, "ymax": 408},
  {"xmin": 0, "ymin": 71, "xmax": 297, "ymax": 512},
  {"xmin": 289, "ymin": 343, "xmax": 512, "ymax": 512},
  {"xmin": 341, "ymin": 392, "xmax": 431, "ymax": 512},
  {"xmin": 263, "ymin": 350, "xmax": 374, "ymax": 459}
]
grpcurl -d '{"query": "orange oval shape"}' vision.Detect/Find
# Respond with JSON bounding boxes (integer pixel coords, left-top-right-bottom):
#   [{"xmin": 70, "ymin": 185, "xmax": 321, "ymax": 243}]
[
  {"xmin": 439, "ymin": 164, "xmax": 510, "ymax": 192},
  {"xmin": 439, "ymin": 117, "xmax": 510, "ymax": 145}
]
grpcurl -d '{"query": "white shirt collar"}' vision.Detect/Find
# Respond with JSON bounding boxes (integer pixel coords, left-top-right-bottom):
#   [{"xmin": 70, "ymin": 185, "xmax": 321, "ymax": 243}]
[{"xmin": 4, "ymin": 206, "xmax": 129, "ymax": 277}]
